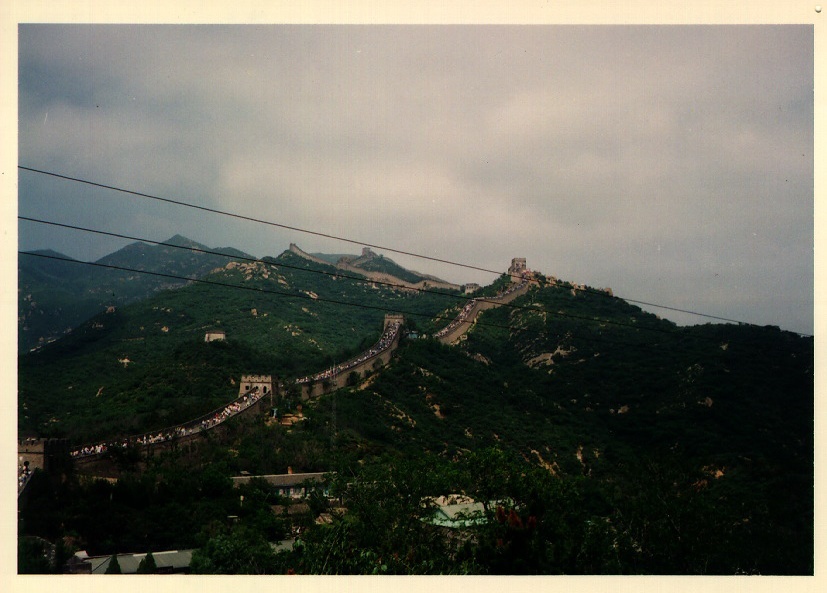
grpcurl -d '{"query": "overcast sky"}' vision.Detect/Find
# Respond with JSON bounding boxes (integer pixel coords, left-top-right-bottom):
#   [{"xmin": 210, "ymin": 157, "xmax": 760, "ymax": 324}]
[{"xmin": 17, "ymin": 24, "xmax": 813, "ymax": 334}]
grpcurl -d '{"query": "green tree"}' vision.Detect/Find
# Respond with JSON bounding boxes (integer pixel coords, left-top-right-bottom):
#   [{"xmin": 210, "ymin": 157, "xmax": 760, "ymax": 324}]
[
  {"xmin": 455, "ymin": 449, "xmax": 594, "ymax": 574},
  {"xmin": 190, "ymin": 527, "xmax": 278, "ymax": 574},
  {"xmin": 17, "ymin": 537, "xmax": 53, "ymax": 574},
  {"xmin": 137, "ymin": 551, "xmax": 157, "ymax": 574},
  {"xmin": 296, "ymin": 457, "xmax": 468, "ymax": 574},
  {"xmin": 105, "ymin": 554, "xmax": 122, "ymax": 574}
]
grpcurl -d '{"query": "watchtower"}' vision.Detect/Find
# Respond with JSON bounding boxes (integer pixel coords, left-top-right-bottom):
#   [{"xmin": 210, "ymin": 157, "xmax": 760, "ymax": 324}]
[
  {"xmin": 204, "ymin": 329, "xmax": 226, "ymax": 342},
  {"xmin": 384, "ymin": 313, "xmax": 404, "ymax": 328},
  {"xmin": 508, "ymin": 258, "xmax": 527, "ymax": 282},
  {"xmin": 239, "ymin": 375, "xmax": 273, "ymax": 396}
]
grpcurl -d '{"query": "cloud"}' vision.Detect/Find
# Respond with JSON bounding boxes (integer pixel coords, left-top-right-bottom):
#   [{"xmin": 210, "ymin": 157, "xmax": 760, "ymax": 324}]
[{"xmin": 17, "ymin": 24, "xmax": 813, "ymax": 334}]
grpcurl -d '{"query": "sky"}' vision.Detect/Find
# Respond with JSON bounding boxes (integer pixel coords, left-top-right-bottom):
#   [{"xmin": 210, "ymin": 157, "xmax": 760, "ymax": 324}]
[{"xmin": 16, "ymin": 23, "xmax": 814, "ymax": 334}]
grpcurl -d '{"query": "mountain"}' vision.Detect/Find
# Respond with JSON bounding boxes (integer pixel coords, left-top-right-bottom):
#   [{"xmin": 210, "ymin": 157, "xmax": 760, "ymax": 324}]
[
  {"xmin": 16, "ymin": 242, "xmax": 813, "ymax": 574},
  {"xmin": 18, "ymin": 236, "xmax": 254, "ymax": 351},
  {"xmin": 18, "ymin": 238, "xmax": 461, "ymax": 352},
  {"xmin": 303, "ymin": 244, "xmax": 460, "ymax": 289},
  {"xmin": 17, "ymin": 247, "xmax": 464, "ymax": 441}
]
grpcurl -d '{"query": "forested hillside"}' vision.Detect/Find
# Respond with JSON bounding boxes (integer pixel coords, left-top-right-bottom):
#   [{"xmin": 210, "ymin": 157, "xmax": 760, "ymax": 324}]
[
  {"xmin": 17, "ymin": 246, "xmax": 464, "ymax": 441},
  {"xmin": 18, "ymin": 236, "xmax": 255, "ymax": 351},
  {"xmin": 17, "ymin": 244, "xmax": 813, "ymax": 575}
]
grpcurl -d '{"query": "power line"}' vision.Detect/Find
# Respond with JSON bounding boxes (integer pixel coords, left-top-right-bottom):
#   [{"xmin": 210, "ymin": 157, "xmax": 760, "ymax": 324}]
[
  {"xmin": 20, "ymin": 249, "xmax": 435, "ymax": 321},
  {"xmin": 19, "ymin": 215, "xmax": 472, "ymax": 301},
  {"xmin": 19, "ymin": 216, "xmax": 703, "ymax": 341},
  {"xmin": 18, "ymin": 250, "xmax": 671, "ymax": 352},
  {"xmin": 19, "ymin": 216, "xmax": 685, "ymax": 338},
  {"xmin": 19, "ymin": 164, "xmax": 809, "ymax": 335},
  {"xmin": 19, "ymin": 165, "xmax": 497, "ymax": 275}
]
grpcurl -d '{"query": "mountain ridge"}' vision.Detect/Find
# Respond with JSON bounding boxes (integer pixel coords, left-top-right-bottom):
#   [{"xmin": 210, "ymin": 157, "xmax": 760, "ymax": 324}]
[
  {"xmin": 18, "ymin": 235, "xmax": 256, "ymax": 351},
  {"xmin": 293, "ymin": 242, "xmax": 461, "ymax": 291},
  {"xmin": 17, "ymin": 236, "xmax": 814, "ymax": 574}
]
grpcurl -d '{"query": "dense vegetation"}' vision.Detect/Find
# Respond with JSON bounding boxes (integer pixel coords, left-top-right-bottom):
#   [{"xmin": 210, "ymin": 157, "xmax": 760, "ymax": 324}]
[
  {"xmin": 18, "ymin": 235, "xmax": 253, "ymax": 351},
  {"xmin": 19, "ymin": 438, "xmax": 811, "ymax": 574},
  {"xmin": 18, "ymin": 247, "xmax": 465, "ymax": 441},
  {"xmin": 17, "ymin": 242, "xmax": 813, "ymax": 574},
  {"xmin": 19, "ymin": 446, "xmax": 299, "ymax": 570}
]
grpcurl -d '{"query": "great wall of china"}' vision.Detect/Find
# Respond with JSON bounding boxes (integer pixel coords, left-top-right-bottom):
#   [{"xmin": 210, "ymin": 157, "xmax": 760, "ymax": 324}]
[
  {"xmin": 433, "ymin": 280, "xmax": 531, "ymax": 345},
  {"xmin": 18, "ymin": 253, "xmax": 534, "ymax": 481},
  {"xmin": 296, "ymin": 314, "xmax": 404, "ymax": 399},
  {"xmin": 288, "ymin": 243, "xmax": 462, "ymax": 291}
]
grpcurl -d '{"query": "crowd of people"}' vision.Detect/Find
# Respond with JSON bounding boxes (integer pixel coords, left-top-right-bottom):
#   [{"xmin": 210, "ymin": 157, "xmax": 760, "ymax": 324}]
[
  {"xmin": 68, "ymin": 319, "xmax": 406, "ymax": 460},
  {"xmin": 434, "ymin": 280, "xmax": 527, "ymax": 339},
  {"xmin": 195, "ymin": 389, "xmax": 265, "ymax": 431},
  {"xmin": 64, "ymin": 320, "xmax": 406, "ymax": 461},
  {"xmin": 434, "ymin": 298, "xmax": 479, "ymax": 339},
  {"xmin": 297, "ymin": 320, "xmax": 402, "ymax": 384},
  {"xmin": 54, "ymin": 292, "xmax": 527, "ymax": 466},
  {"xmin": 499, "ymin": 279, "xmax": 528, "ymax": 298},
  {"xmin": 18, "ymin": 461, "xmax": 31, "ymax": 491},
  {"xmin": 70, "ymin": 388, "xmax": 266, "ymax": 459},
  {"xmin": 71, "ymin": 442, "xmax": 114, "ymax": 458}
]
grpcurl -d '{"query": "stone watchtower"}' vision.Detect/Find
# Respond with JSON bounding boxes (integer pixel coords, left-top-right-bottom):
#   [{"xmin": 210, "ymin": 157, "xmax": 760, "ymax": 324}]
[
  {"xmin": 508, "ymin": 258, "xmax": 527, "ymax": 282},
  {"xmin": 204, "ymin": 329, "xmax": 226, "ymax": 342},
  {"xmin": 239, "ymin": 375, "xmax": 273, "ymax": 396},
  {"xmin": 383, "ymin": 313, "xmax": 405, "ymax": 328},
  {"xmin": 239, "ymin": 374, "xmax": 275, "ymax": 409}
]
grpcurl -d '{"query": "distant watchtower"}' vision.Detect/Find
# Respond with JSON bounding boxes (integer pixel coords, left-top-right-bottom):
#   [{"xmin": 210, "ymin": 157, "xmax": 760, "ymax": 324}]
[
  {"xmin": 508, "ymin": 258, "xmax": 527, "ymax": 282},
  {"xmin": 205, "ymin": 329, "xmax": 226, "ymax": 342},
  {"xmin": 384, "ymin": 313, "xmax": 404, "ymax": 329}
]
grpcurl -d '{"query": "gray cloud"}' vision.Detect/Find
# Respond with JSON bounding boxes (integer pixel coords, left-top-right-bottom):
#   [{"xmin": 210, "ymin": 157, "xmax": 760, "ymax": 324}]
[{"xmin": 18, "ymin": 24, "xmax": 813, "ymax": 334}]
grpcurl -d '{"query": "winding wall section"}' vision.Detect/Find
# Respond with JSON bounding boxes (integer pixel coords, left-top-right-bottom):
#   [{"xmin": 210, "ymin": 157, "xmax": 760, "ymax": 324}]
[
  {"xmin": 296, "ymin": 316, "xmax": 403, "ymax": 399},
  {"xmin": 25, "ymin": 258, "xmax": 529, "ymax": 477},
  {"xmin": 435, "ymin": 280, "xmax": 531, "ymax": 345},
  {"xmin": 57, "ymin": 316, "xmax": 405, "ymax": 473}
]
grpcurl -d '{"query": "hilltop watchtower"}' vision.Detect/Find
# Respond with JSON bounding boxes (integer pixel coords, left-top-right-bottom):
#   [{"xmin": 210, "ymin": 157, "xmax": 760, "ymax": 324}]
[
  {"xmin": 508, "ymin": 258, "xmax": 527, "ymax": 282},
  {"xmin": 204, "ymin": 329, "xmax": 226, "ymax": 342},
  {"xmin": 384, "ymin": 313, "xmax": 404, "ymax": 328}
]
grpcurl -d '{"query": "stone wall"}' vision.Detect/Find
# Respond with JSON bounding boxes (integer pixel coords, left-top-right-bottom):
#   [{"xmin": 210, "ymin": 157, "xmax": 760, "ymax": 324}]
[
  {"xmin": 288, "ymin": 243, "xmax": 334, "ymax": 267},
  {"xmin": 334, "ymin": 261, "xmax": 461, "ymax": 292},
  {"xmin": 290, "ymin": 242, "xmax": 461, "ymax": 291},
  {"xmin": 299, "ymin": 330, "xmax": 400, "ymax": 399},
  {"xmin": 437, "ymin": 282, "xmax": 531, "ymax": 345},
  {"xmin": 508, "ymin": 258, "xmax": 527, "ymax": 282},
  {"xmin": 71, "ymin": 395, "xmax": 270, "ymax": 477},
  {"xmin": 18, "ymin": 438, "xmax": 71, "ymax": 475},
  {"xmin": 18, "ymin": 438, "xmax": 45, "ymax": 472}
]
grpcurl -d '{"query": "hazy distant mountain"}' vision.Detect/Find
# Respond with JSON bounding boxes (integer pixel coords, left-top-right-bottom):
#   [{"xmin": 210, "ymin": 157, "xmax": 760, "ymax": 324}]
[
  {"xmin": 18, "ymin": 236, "xmax": 254, "ymax": 351},
  {"xmin": 307, "ymin": 245, "xmax": 460, "ymax": 289},
  {"xmin": 19, "ymin": 237, "xmax": 466, "ymax": 352}
]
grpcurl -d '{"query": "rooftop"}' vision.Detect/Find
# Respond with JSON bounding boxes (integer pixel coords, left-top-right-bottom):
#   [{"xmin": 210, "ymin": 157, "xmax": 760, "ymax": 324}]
[
  {"xmin": 87, "ymin": 549, "xmax": 194, "ymax": 574},
  {"xmin": 231, "ymin": 472, "xmax": 329, "ymax": 488}
]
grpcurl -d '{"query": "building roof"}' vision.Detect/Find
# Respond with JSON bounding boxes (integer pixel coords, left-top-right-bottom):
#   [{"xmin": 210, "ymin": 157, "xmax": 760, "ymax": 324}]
[
  {"xmin": 424, "ymin": 495, "xmax": 488, "ymax": 528},
  {"xmin": 89, "ymin": 549, "xmax": 194, "ymax": 574},
  {"xmin": 231, "ymin": 472, "xmax": 329, "ymax": 488}
]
